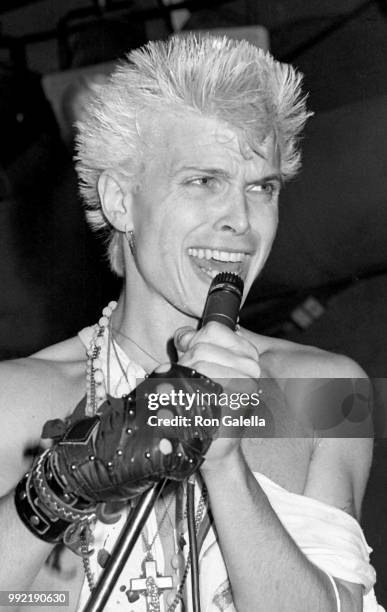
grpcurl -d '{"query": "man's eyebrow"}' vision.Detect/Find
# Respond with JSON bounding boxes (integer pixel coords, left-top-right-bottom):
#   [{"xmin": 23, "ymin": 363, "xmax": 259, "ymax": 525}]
[
  {"xmin": 176, "ymin": 166, "xmax": 283, "ymax": 185},
  {"xmin": 175, "ymin": 166, "xmax": 232, "ymax": 178},
  {"xmin": 251, "ymin": 173, "xmax": 283, "ymax": 185}
]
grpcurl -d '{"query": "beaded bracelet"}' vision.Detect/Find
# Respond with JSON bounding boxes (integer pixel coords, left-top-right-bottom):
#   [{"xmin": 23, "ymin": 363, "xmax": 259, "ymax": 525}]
[{"xmin": 15, "ymin": 449, "xmax": 96, "ymax": 547}]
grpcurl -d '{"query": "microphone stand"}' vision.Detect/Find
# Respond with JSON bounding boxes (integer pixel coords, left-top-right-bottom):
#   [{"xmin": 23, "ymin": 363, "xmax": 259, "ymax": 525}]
[{"xmin": 83, "ymin": 481, "xmax": 164, "ymax": 612}]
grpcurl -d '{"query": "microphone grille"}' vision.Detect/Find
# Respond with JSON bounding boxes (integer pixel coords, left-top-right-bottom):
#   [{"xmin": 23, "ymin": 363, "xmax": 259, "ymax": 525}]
[{"xmin": 211, "ymin": 272, "xmax": 244, "ymax": 293}]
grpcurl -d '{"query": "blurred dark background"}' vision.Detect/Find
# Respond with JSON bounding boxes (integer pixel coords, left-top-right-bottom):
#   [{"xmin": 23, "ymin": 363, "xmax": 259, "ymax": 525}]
[{"xmin": 0, "ymin": 0, "xmax": 386, "ymax": 604}]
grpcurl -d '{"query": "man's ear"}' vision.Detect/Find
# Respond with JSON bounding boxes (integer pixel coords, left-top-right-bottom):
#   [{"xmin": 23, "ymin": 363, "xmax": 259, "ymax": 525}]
[{"xmin": 97, "ymin": 170, "xmax": 134, "ymax": 232}]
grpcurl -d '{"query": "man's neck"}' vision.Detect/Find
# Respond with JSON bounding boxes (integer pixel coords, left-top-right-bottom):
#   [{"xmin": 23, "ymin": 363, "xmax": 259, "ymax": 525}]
[{"xmin": 110, "ymin": 283, "xmax": 199, "ymax": 371}]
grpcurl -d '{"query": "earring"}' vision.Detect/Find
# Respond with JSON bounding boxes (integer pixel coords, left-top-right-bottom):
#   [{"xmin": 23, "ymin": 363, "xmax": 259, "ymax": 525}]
[{"xmin": 125, "ymin": 229, "xmax": 136, "ymax": 256}]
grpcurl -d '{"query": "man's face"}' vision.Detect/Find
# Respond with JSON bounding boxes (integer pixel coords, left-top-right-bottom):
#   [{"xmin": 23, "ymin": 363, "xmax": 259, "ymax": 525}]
[{"xmin": 129, "ymin": 112, "xmax": 281, "ymax": 318}]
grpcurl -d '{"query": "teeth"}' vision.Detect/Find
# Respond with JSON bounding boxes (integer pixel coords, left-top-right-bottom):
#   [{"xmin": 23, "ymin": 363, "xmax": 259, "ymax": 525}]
[{"xmin": 188, "ymin": 248, "xmax": 245, "ymax": 262}]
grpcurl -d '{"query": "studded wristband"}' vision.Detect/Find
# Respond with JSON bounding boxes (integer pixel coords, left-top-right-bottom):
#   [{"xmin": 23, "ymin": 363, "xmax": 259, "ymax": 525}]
[{"xmin": 15, "ymin": 449, "xmax": 96, "ymax": 545}]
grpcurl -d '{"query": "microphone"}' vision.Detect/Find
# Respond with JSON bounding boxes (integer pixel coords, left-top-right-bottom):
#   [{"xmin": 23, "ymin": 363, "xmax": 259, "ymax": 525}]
[{"xmin": 201, "ymin": 272, "xmax": 244, "ymax": 330}]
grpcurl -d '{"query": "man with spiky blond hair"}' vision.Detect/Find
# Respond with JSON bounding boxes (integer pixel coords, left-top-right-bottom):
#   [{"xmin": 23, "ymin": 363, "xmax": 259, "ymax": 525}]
[{"xmin": 0, "ymin": 34, "xmax": 382, "ymax": 612}]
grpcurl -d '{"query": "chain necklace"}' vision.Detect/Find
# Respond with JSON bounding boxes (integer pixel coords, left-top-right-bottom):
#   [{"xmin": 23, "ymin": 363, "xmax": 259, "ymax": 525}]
[
  {"xmin": 134, "ymin": 483, "xmax": 208, "ymax": 612},
  {"xmin": 112, "ymin": 325, "xmax": 162, "ymax": 369},
  {"xmin": 165, "ymin": 484, "xmax": 208, "ymax": 612},
  {"xmin": 85, "ymin": 304, "xmax": 208, "ymax": 612},
  {"xmin": 126, "ymin": 486, "xmax": 176, "ymax": 607},
  {"xmin": 81, "ymin": 301, "xmax": 119, "ymax": 589},
  {"xmin": 109, "ymin": 320, "xmax": 207, "ymax": 611},
  {"xmin": 85, "ymin": 301, "xmax": 161, "ymax": 416},
  {"xmin": 85, "ymin": 300, "xmax": 118, "ymax": 416}
]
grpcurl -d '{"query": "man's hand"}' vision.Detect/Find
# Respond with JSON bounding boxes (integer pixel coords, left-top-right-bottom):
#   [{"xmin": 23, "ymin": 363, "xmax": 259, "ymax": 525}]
[{"xmin": 174, "ymin": 322, "xmax": 261, "ymax": 466}]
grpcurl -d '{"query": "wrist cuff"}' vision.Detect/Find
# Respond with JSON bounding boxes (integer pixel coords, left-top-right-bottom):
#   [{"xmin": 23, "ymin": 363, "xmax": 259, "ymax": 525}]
[{"xmin": 15, "ymin": 450, "xmax": 96, "ymax": 545}]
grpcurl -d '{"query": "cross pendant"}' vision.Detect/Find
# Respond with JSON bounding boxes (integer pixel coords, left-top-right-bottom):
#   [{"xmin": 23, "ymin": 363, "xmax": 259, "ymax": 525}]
[{"xmin": 130, "ymin": 560, "xmax": 173, "ymax": 612}]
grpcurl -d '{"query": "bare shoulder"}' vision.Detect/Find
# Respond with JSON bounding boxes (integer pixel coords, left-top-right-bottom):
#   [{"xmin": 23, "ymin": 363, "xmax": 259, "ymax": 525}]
[
  {"xmin": 0, "ymin": 336, "xmax": 87, "ymax": 494},
  {"xmin": 241, "ymin": 328, "xmax": 373, "ymax": 517},
  {"xmin": 240, "ymin": 326, "xmax": 366, "ymax": 379}
]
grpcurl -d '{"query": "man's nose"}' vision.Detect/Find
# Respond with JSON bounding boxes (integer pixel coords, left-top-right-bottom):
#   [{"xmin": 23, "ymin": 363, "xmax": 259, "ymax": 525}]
[{"xmin": 213, "ymin": 190, "xmax": 250, "ymax": 235}]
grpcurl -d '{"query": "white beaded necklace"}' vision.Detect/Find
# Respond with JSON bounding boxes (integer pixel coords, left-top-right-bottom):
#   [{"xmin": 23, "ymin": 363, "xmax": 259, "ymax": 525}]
[
  {"xmin": 83, "ymin": 302, "xmax": 208, "ymax": 612},
  {"xmin": 85, "ymin": 300, "xmax": 118, "ymax": 417}
]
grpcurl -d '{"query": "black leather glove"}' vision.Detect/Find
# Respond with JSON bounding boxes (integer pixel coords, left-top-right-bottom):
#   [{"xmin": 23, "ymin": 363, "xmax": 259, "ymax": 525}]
[{"xmin": 47, "ymin": 363, "xmax": 222, "ymax": 503}]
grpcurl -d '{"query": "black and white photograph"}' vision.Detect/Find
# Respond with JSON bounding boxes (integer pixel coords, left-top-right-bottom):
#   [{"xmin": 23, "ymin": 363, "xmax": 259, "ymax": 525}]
[{"xmin": 0, "ymin": 1, "xmax": 386, "ymax": 611}]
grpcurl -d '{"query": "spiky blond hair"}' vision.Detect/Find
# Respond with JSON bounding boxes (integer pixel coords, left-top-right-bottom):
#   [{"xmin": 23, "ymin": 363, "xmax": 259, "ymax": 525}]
[{"xmin": 75, "ymin": 33, "xmax": 312, "ymax": 276}]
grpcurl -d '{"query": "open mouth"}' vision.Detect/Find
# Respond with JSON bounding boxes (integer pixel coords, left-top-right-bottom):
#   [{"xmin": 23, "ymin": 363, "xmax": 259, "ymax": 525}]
[{"xmin": 188, "ymin": 247, "xmax": 247, "ymax": 280}]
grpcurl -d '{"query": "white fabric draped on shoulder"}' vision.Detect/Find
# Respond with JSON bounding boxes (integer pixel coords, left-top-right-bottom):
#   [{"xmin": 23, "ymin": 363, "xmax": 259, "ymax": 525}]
[{"xmin": 199, "ymin": 471, "xmax": 383, "ymax": 612}]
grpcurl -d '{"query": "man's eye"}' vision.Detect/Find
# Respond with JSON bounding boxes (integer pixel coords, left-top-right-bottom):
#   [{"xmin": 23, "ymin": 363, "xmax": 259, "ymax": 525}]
[
  {"xmin": 188, "ymin": 176, "xmax": 217, "ymax": 187},
  {"xmin": 248, "ymin": 182, "xmax": 278, "ymax": 196}
]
